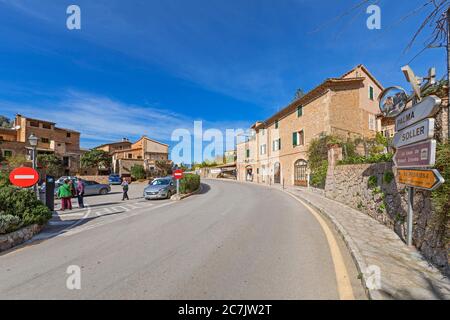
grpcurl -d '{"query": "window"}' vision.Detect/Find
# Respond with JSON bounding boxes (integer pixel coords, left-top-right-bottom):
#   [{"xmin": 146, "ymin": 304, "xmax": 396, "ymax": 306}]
[
  {"xmin": 293, "ymin": 130, "xmax": 305, "ymax": 147},
  {"xmin": 275, "ymin": 120, "xmax": 279, "ymax": 129},
  {"xmin": 0, "ymin": 136, "xmax": 3, "ymax": 141},
  {"xmin": 62, "ymin": 157, "xmax": 69, "ymax": 166},
  {"xmin": 41, "ymin": 138, "xmax": 50, "ymax": 143},
  {"xmin": 246, "ymin": 149, "xmax": 250, "ymax": 158},
  {"xmin": 3, "ymin": 150, "xmax": 12, "ymax": 158},
  {"xmin": 29, "ymin": 121, "xmax": 39, "ymax": 127},
  {"xmin": 369, "ymin": 114, "xmax": 376, "ymax": 131},
  {"xmin": 369, "ymin": 86, "xmax": 374, "ymax": 101},
  {"xmin": 260, "ymin": 144, "xmax": 267, "ymax": 155},
  {"xmin": 297, "ymin": 105, "xmax": 303, "ymax": 117},
  {"xmin": 66, "ymin": 132, "xmax": 71, "ymax": 138},
  {"xmin": 273, "ymin": 138, "xmax": 281, "ymax": 151},
  {"xmin": 128, "ymin": 154, "xmax": 133, "ymax": 159},
  {"xmin": 42, "ymin": 123, "xmax": 52, "ymax": 129}
]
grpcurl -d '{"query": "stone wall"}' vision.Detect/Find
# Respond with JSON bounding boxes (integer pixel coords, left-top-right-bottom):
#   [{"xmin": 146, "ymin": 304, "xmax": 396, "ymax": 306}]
[
  {"xmin": 77, "ymin": 175, "xmax": 109, "ymax": 184},
  {"xmin": 325, "ymin": 162, "xmax": 449, "ymax": 275},
  {"xmin": 0, "ymin": 224, "xmax": 44, "ymax": 252}
]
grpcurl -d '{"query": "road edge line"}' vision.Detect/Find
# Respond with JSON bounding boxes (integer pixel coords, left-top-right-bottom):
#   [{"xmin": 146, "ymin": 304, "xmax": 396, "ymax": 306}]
[{"xmin": 284, "ymin": 191, "xmax": 355, "ymax": 300}]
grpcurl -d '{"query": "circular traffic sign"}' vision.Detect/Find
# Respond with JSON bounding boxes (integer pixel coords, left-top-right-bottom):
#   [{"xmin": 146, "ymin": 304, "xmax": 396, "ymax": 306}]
[
  {"xmin": 9, "ymin": 167, "xmax": 40, "ymax": 188},
  {"xmin": 173, "ymin": 169, "xmax": 184, "ymax": 180}
]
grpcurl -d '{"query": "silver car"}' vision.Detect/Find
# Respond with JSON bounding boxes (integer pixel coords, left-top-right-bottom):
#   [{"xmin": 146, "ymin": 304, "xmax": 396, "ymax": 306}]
[
  {"xmin": 52, "ymin": 179, "xmax": 111, "ymax": 196},
  {"xmin": 144, "ymin": 177, "xmax": 176, "ymax": 200}
]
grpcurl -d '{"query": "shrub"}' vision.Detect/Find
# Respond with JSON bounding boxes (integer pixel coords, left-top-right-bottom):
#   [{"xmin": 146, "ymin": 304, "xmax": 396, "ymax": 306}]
[
  {"xmin": 131, "ymin": 165, "xmax": 146, "ymax": 180},
  {"xmin": 309, "ymin": 160, "xmax": 328, "ymax": 189},
  {"xmin": 383, "ymin": 171, "xmax": 395, "ymax": 184},
  {"xmin": 368, "ymin": 176, "xmax": 378, "ymax": 189},
  {"xmin": 431, "ymin": 143, "xmax": 450, "ymax": 245},
  {"xmin": 0, "ymin": 214, "xmax": 22, "ymax": 234},
  {"xmin": 179, "ymin": 174, "xmax": 200, "ymax": 194},
  {"xmin": 0, "ymin": 185, "xmax": 52, "ymax": 234}
]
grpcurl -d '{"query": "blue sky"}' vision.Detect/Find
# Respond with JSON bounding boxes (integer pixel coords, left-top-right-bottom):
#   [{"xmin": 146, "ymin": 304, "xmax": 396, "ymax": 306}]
[{"xmin": 0, "ymin": 0, "xmax": 446, "ymax": 156}]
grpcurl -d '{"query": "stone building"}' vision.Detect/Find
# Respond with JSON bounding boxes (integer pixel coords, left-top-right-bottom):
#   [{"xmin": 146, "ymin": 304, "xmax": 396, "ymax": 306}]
[
  {"xmin": 237, "ymin": 65, "xmax": 384, "ymax": 187},
  {"xmin": 0, "ymin": 114, "xmax": 82, "ymax": 175},
  {"xmin": 109, "ymin": 136, "xmax": 170, "ymax": 176}
]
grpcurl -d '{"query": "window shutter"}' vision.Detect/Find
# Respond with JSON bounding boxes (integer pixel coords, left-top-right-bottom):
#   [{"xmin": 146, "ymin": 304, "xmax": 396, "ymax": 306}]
[
  {"xmin": 297, "ymin": 106, "xmax": 303, "ymax": 117},
  {"xmin": 278, "ymin": 138, "xmax": 281, "ymax": 150},
  {"xmin": 293, "ymin": 132, "xmax": 298, "ymax": 146}
]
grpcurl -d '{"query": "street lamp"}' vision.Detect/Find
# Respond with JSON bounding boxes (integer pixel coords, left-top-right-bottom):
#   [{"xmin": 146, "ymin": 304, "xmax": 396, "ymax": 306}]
[{"xmin": 28, "ymin": 134, "xmax": 39, "ymax": 198}]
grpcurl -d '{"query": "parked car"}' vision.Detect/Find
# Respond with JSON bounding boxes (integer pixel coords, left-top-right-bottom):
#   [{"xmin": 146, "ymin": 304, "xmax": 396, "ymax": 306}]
[
  {"xmin": 143, "ymin": 177, "xmax": 176, "ymax": 200},
  {"xmin": 108, "ymin": 174, "xmax": 122, "ymax": 185},
  {"xmin": 53, "ymin": 178, "xmax": 111, "ymax": 197}
]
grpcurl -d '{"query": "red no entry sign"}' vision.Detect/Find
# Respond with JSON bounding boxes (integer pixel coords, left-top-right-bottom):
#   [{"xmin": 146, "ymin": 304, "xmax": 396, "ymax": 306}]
[
  {"xmin": 173, "ymin": 169, "xmax": 184, "ymax": 180},
  {"xmin": 9, "ymin": 167, "xmax": 40, "ymax": 188}
]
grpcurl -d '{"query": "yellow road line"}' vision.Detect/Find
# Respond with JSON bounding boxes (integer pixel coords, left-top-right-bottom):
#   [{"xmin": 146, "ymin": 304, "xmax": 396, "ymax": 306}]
[{"xmin": 286, "ymin": 192, "xmax": 355, "ymax": 300}]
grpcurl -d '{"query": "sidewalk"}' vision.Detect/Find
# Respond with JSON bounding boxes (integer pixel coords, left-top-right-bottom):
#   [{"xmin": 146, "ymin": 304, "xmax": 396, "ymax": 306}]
[{"xmin": 283, "ymin": 185, "xmax": 450, "ymax": 300}]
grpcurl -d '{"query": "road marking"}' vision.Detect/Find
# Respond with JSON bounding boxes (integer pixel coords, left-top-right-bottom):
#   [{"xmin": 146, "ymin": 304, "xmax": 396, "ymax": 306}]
[
  {"xmin": 286, "ymin": 192, "xmax": 355, "ymax": 300},
  {"xmin": 60, "ymin": 201, "xmax": 174, "ymax": 238}
]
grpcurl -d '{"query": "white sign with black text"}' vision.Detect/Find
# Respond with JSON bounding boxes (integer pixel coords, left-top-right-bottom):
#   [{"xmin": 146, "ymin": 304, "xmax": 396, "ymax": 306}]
[
  {"xmin": 395, "ymin": 96, "xmax": 441, "ymax": 131},
  {"xmin": 393, "ymin": 118, "xmax": 435, "ymax": 148}
]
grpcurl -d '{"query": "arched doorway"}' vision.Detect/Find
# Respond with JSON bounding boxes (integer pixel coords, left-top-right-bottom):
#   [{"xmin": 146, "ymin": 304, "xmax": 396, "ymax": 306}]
[
  {"xmin": 245, "ymin": 166, "xmax": 253, "ymax": 182},
  {"xmin": 274, "ymin": 162, "xmax": 281, "ymax": 184},
  {"xmin": 294, "ymin": 159, "xmax": 308, "ymax": 187}
]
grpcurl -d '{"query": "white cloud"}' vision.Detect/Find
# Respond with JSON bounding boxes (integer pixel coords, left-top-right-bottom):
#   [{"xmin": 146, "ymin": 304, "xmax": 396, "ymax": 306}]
[{"xmin": 0, "ymin": 90, "xmax": 251, "ymax": 150}]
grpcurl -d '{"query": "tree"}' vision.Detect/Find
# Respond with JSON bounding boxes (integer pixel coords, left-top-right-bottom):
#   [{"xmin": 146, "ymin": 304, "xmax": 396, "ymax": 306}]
[
  {"xmin": 6, "ymin": 154, "xmax": 28, "ymax": 169},
  {"xmin": 37, "ymin": 154, "xmax": 64, "ymax": 177},
  {"xmin": 80, "ymin": 150, "xmax": 112, "ymax": 170},
  {"xmin": 155, "ymin": 160, "xmax": 173, "ymax": 176},
  {"xmin": 0, "ymin": 116, "xmax": 12, "ymax": 128},
  {"xmin": 130, "ymin": 164, "xmax": 146, "ymax": 180}
]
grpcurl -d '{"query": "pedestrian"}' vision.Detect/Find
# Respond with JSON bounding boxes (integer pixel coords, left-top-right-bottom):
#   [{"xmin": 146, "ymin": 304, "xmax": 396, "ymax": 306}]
[
  {"xmin": 76, "ymin": 179, "xmax": 85, "ymax": 209},
  {"xmin": 58, "ymin": 179, "xmax": 73, "ymax": 211},
  {"xmin": 121, "ymin": 178, "xmax": 129, "ymax": 201},
  {"xmin": 69, "ymin": 179, "xmax": 77, "ymax": 198}
]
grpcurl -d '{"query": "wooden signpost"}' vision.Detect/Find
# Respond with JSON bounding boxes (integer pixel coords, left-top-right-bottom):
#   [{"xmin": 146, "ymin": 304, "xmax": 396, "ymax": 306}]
[{"xmin": 380, "ymin": 65, "xmax": 445, "ymax": 247}]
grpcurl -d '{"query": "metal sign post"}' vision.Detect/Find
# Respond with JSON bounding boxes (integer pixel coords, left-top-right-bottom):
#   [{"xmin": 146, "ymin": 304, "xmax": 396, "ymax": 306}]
[
  {"xmin": 407, "ymin": 187, "xmax": 414, "ymax": 246},
  {"xmin": 379, "ymin": 65, "xmax": 444, "ymax": 247},
  {"xmin": 176, "ymin": 179, "xmax": 180, "ymax": 196}
]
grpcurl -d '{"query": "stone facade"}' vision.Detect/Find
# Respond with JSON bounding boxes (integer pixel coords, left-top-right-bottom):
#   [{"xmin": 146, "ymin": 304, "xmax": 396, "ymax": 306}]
[
  {"xmin": 110, "ymin": 136, "xmax": 170, "ymax": 175},
  {"xmin": 237, "ymin": 65, "xmax": 383, "ymax": 187},
  {"xmin": 325, "ymin": 161, "xmax": 449, "ymax": 275},
  {"xmin": 0, "ymin": 115, "xmax": 82, "ymax": 175}
]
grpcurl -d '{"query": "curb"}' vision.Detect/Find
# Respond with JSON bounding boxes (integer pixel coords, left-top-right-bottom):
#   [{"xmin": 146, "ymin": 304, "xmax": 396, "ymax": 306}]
[
  {"xmin": 209, "ymin": 178, "xmax": 378, "ymax": 300},
  {"xmin": 171, "ymin": 183, "xmax": 203, "ymax": 201},
  {"xmin": 0, "ymin": 224, "xmax": 45, "ymax": 253}
]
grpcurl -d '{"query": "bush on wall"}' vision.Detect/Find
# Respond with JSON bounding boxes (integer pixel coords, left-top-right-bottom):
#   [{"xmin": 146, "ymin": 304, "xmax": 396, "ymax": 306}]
[
  {"xmin": 0, "ymin": 170, "xmax": 52, "ymax": 235},
  {"xmin": 431, "ymin": 143, "xmax": 450, "ymax": 245},
  {"xmin": 179, "ymin": 174, "xmax": 200, "ymax": 194}
]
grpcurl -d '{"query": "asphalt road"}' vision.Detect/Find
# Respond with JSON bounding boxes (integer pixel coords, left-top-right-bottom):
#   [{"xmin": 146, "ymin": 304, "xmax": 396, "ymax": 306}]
[{"xmin": 0, "ymin": 179, "xmax": 365, "ymax": 300}]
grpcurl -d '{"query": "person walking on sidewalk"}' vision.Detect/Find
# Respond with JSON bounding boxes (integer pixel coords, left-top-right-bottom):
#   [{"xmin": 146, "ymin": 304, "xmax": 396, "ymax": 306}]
[
  {"xmin": 76, "ymin": 179, "xmax": 85, "ymax": 209},
  {"xmin": 121, "ymin": 178, "xmax": 129, "ymax": 201},
  {"xmin": 58, "ymin": 179, "xmax": 73, "ymax": 211}
]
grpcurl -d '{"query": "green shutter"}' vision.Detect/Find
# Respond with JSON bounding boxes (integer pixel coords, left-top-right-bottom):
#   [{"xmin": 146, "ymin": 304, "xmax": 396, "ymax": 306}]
[
  {"xmin": 293, "ymin": 132, "xmax": 297, "ymax": 146},
  {"xmin": 297, "ymin": 106, "xmax": 303, "ymax": 117},
  {"xmin": 369, "ymin": 87, "xmax": 374, "ymax": 100},
  {"xmin": 275, "ymin": 120, "xmax": 279, "ymax": 129},
  {"xmin": 246, "ymin": 149, "xmax": 250, "ymax": 158},
  {"xmin": 278, "ymin": 138, "xmax": 281, "ymax": 150}
]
